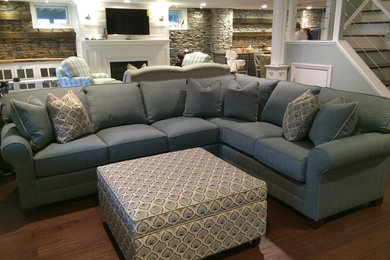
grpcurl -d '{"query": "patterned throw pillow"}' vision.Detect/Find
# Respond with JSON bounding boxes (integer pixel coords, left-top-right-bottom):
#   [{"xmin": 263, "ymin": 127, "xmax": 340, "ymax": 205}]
[
  {"xmin": 282, "ymin": 89, "xmax": 320, "ymax": 141},
  {"xmin": 46, "ymin": 90, "xmax": 93, "ymax": 143}
]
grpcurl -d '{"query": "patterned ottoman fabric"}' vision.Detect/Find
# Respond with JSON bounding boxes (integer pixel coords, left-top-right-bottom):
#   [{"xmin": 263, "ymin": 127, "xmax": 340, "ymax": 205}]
[{"xmin": 97, "ymin": 148, "xmax": 267, "ymax": 260}]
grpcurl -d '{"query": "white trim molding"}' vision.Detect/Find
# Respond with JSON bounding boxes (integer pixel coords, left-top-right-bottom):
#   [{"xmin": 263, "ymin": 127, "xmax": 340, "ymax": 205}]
[{"xmin": 291, "ymin": 63, "xmax": 332, "ymax": 87}]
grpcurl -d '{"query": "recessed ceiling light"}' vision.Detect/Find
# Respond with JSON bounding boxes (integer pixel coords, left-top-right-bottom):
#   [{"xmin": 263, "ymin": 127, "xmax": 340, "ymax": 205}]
[
  {"xmin": 200, "ymin": 2, "xmax": 206, "ymax": 7},
  {"xmin": 261, "ymin": 4, "xmax": 267, "ymax": 9},
  {"xmin": 306, "ymin": 6, "xmax": 312, "ymax": 10},
  {"xmin": 4, "ymin": 0, "xmax": 9, "ymax": 2},
  {"xmin": 124, "ymin": 0, "xmax": 131, "ymax": 3}
]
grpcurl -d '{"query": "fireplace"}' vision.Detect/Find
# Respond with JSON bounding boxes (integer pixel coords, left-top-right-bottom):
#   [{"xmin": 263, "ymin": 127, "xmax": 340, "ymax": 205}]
[
  {"xmin": 110, "ymin": 61, "xmax": 148, "ymax": 81},
  {"xmin": 79, "ymin": 39, "xmax": 170, "ymax": 79}
]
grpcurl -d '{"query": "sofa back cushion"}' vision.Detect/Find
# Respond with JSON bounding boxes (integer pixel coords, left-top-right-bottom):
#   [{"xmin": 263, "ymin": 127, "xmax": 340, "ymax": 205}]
[
  {"xmin": 261, "ymin": 81, "xmax": 320, "ymax": 126},
  {"xmin": 318, "ymin": 87, "xmax": 390, "ymax": 134},
  {"xmin": 10, "ymin": 97, "xmax": 53, "ymax": 150},
  {"xmin": 85, "ymin": 83, "xmax": 147, "ymax": 132},
  {"xmin": 224, "ymin": 80, "xmax": 260, "ymax": 121},
  {"xmin": 183, "ymin": 78, "xmax": 223, "ymax": 117},
  {"xmin": 140, "ymin": 79, "xmax": 187, "ymax": 123},
  {"xmin": 234, "ymin": 74, "xmax": 279, "ymax": 119},
  {"xmin": 1, "ymin": 86, "xmax": 87, "ymax": 124}
]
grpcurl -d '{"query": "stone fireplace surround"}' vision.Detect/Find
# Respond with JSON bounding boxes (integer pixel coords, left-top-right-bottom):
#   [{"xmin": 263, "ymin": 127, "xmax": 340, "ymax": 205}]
[{"xmin": 80, "ymin": 39, "xmax": 170, "ymax": 79}]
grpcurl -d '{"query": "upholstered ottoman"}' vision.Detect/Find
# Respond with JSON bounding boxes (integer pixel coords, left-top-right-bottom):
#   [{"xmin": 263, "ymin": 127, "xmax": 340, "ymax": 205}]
[{"xmin": 97, "ymin": 148, "xmax": 267, "ymax": 259}]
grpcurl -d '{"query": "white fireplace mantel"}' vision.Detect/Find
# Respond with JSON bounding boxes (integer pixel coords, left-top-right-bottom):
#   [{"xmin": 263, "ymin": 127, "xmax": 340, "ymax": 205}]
[{"xmin": 80, "ymin": 39, "xmax": 170, "ymax": 76}]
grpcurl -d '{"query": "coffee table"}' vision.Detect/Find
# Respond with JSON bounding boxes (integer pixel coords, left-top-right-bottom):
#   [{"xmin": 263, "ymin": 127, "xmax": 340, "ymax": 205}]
[{"xmin": 97, "ymin": 147, "xmax": 267, "ymax": 259}]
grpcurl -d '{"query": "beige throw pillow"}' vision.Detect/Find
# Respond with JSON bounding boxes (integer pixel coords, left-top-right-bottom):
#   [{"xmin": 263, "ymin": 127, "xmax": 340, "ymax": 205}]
[
  {"xmin": 46, "ymin": 90, "xmax": 93, "ymax": 143},
  {"xmin": 282, "ymin": 89, "xmax": 320, "ymax": 141}
]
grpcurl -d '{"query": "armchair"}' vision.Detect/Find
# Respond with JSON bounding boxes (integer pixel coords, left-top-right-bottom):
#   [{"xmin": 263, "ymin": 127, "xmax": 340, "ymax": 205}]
[
  {"xmin": 56, "ymin": 56, "xmax": 121, "ymax": 87},
  {"xmin": 181, "ymin": 51, "xmax": 211, "ymax": 66}
]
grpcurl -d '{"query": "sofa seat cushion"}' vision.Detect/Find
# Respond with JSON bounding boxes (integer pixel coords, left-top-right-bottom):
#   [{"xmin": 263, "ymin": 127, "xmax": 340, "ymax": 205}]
[
  {"xmin": 96, "ymin": 124, "xmax": 168, "ymax": 163},
  {"xmin": 208, "ymin": 117, "xmax": 247, "ymax": 128},
  {"xmin": 221, "ymin": 122, "xmax": 282, "ymax": 156},
  {"xmin": 254, "ymin": 137, "xmax": 314, "ymax": 182},
  {"xmin": 34, "ymin": 134, "xmax": 108, "ymax": 177},
  {"xmin": 151, "ymin": 116, "xmax": 219, "ymax": 151}
]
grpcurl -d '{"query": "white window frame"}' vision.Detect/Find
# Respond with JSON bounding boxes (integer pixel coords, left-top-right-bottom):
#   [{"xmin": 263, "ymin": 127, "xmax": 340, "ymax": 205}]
[
  {"xmin": 30, "ymin": 3, "xmax": 73, "ymax": 29},
  {"xmin": 169, "ymin": 8, "xmax": 188, "ymax": 30}
]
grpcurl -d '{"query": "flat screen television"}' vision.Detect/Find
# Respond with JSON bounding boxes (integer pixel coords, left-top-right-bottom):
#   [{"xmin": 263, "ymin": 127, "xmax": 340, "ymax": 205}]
[{"xmin": 105, "ymin": 8, "xmax": 150, "ymax": 35}]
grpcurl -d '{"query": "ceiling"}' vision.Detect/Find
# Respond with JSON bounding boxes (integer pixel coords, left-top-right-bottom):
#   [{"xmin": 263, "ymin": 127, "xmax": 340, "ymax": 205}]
[{"xmin": 10, "ymin": 0, "xmax": 328, "ymax": 10}]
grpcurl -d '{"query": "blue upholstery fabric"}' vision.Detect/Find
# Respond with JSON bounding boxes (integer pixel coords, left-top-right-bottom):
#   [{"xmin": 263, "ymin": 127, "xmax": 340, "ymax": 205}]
[
  {"xmin": 1, "ymin": 86, "xmax": 87, "ymax": 123},
  {"xmin": 9, "ymin": 97, "xmax": 53, "ymax": 151},
  {"xmin": 33, "ymin": 134, "xmax": 108, "ymax": 177},
  {"xmin": 85, "ymin": 83, "xmax": 147, "ymax": 132},
  {"xmin": 151, "ymin": 116, "xmax": 219, "ymax": 151},
  {"xmin": 309, "ymin": 98, "xmax": 358, "ymax": 146},
  {"xmin": 254, "ymin": 137, "xmax": 314, "ymax": 182},
  {"xmin": 318, "ymin": 87, "xmax": 390, "ymax": 134},
  {"xmin": 207, "ymin": 117, "xmax": 247, "ymax": 128},
  {"xmin": 140, "ymin": 79, "xmax": 187, "ymax": 123},
  {"xmin": 221, "ymin": 122, "xmax": 283, "ymax": 156},
  {"xmin": 261, "ymin": 81, "xmax": 320, "ymax": 126},
  {"xmin": 234, "ymin": 74, "xmax": 279, "ymax": 119},
  {"xmin": 224, "ymin": 80, "xmax": 260, "ymax": 121},
  {"xmin": 97, "ymin": 124, "xmax": 168, "ymax": 163},
  {"xmin": 183, "ymin": 78, "xmax": 223, "ymax": 118}
]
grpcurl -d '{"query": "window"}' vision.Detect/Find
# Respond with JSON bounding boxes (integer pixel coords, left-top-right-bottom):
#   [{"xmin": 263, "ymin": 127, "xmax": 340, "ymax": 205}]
[
  {"xmin": 169, "ymin": 8, "xmax": 187, "ymax": 30},
  {"xmin": 30, "ymin": 3, "xmax": 72, "ymax": 29}
]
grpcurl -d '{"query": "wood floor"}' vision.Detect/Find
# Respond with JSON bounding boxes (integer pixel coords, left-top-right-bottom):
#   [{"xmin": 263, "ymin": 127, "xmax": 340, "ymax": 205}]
[{"xmin": 1, "ymin": 175, "xmax": 390, "ymax": 260}]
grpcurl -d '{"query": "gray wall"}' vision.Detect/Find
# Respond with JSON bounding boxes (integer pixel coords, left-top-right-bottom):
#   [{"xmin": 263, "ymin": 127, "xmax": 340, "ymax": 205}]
[{"xmin": 286, "ymin": 42, "xmax": 377, "ymax": 95}]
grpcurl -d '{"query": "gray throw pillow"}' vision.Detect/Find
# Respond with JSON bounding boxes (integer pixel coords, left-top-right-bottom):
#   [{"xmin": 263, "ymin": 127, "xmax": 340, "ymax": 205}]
[
  {"xmin": 261, "ymin": 81, "xmax": 320, "ymax": 126},
  {"xmin": 224, "ymin": 80, "xmax": 260, "ymax": 122},
  {"xmin": 183, "ymin": 78, "xmax": 223, "ymax": 118},
  {"xmin": 140, "ymin": 79, "xmax": 186, "ymax": 123},
  {"xmin": 84, "ymin": 83, "xmax": 147, "ymax": 131},
  {"xmin": 10, "ymin": 96, "xmax": 53, "ymax": 151},
  {"xmin": 46, "ymin": 90, "xmax": 93, "ymax": 144},
  {"xmin": 282, "ymin": 89, "xmax": 320, "ymax": 141},
  {"xmin": 309, "ymin": 97, "xmax": 358, "ymax": 146}
]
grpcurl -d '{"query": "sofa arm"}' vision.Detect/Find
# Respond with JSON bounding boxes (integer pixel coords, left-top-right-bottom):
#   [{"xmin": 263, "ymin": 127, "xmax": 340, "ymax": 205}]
[
  {"xmin": 1, "ymin": 124, "xmax": 38, "ymax": 209},
  {"xmin": 91, "ymin": 73, "xmax": 109, "ymax": 78},
  {"xmin": 1, "ymin": 123, "xmax": 34, "ymax": 174},
  {"xmin": 58, "ymin": 76, "xmax": 93, "ymax": 87},
  {"xmin": 307, "ymin": 132, "xmax": 390, "ymax": 174}
]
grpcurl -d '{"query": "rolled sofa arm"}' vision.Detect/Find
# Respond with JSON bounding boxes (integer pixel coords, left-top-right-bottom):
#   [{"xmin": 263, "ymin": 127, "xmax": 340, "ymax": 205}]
[
  {"xmin": 1, "ymin": 123, "xmax": 34, "ymax": 180},
  {"xmin": 307, "ymin": 132, "xmax": 390, "ymax": 175},
  {"xmin": 1, "ymin": 124, "xmax": 37, "ymax": 209}
]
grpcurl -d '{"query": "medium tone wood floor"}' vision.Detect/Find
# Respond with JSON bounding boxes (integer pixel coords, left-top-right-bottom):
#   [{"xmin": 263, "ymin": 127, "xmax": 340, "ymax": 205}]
[{"xmin": 1, "ymin": 175, "xmax": 390, "ymax": 260}]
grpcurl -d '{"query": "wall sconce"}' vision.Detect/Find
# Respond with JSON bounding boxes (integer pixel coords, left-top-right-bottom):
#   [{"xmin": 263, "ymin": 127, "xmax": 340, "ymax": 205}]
[
  {"xmin": 159, "ymin": 16, "xmax": 164, "ymax": 22},
  {"xmin": 85, "ymin": 14, "xmax": 91, "ymax": 20}
]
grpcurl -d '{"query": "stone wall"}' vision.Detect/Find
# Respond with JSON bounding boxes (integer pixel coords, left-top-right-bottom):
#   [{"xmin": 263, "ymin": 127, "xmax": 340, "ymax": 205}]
[
  {"xmin": 232, "ymin": 9, "xmax": 273, "ymax": 47},
  {"xmin": 210, "ymin": 9, "xmax": 233, "ymax": 53},
  {"xmin": 0, "ymin": 1, "xmax": 76, "ymax": 60},
  {"xmin": 296, "ymin": 9, "xmax": 324, "ymax": 28},
  {"xmin": 169, "ymin": 8, "xmax": 212, "ymax": 65}
]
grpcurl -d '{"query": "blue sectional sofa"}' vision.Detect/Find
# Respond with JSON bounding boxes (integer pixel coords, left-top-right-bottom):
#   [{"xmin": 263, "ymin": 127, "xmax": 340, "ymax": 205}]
[{"xmin": 1, "ymin": 74, "xmax": 390, "ymax": 224}]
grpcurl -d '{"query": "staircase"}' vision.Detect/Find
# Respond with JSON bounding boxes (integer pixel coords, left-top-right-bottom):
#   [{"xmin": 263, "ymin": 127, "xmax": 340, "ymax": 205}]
[{"xmin": 343, "ymin": 0, "xmax": 390, "ymax": 91}]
